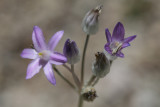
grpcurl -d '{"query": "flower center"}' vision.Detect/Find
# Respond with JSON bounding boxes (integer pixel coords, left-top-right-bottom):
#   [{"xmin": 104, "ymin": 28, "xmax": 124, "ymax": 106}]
[
  {"xmin": 110, "ymin": 42, "xmax": 122, "ymax": 54},
  {"xmin": 38, "ymin": 50, "xmax": 51, "ymax": 61}
]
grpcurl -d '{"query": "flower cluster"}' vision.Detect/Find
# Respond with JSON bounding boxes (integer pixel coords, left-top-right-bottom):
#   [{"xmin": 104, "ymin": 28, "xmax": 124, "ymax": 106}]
[{"xmin": 20, "ymin": 5, "xmax": 137, "ymax": 107}]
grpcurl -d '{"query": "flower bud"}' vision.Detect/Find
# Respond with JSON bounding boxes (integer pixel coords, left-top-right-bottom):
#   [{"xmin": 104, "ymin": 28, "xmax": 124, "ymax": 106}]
[
  {"xmin": 82, "ymin": 5, "xmax": 103, "ymax": 35},
  {"xmin": 63, "ymin": 39, "xmax": 80, "ymax": 64},
  {"xmin": 81, "ymin": 86, "xmax": 97, "ymax": 102},
  {"xmin": 92, "ymin": 52, "xmax": 110, "ymax": 78}
]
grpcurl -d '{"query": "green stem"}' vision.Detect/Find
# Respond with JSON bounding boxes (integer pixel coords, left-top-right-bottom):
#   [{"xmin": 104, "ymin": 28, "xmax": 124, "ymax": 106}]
[
  {"xmin": 86, "ymin": 75, "xmax": 96, "ymax": 86},
  {"xmin": 81, "ymin": 34, "xmax": 90, "ymax": 85},
  {"xmin": 71, "ymin": 64, "xmax": 81, "ymax": 90},
  {"xmin": 53, "ymin": 66, "xmax": 76, "ymax": 91},
  {"xmin": 78, "ymin": 94, "xmax": 83, "ymax": 107},
  {"xmin": 63, "ymin": 64, "xmax": 71, "ymax": 72},
  {"xmin": 92, "ymin": 77, "xmax": 99, "ymax": 86}
]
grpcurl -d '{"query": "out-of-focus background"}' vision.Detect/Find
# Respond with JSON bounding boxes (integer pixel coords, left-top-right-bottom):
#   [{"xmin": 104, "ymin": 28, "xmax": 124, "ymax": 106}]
[{"xmin": 0, "ymin": 0, "xmax": 160, "ymax": 107}]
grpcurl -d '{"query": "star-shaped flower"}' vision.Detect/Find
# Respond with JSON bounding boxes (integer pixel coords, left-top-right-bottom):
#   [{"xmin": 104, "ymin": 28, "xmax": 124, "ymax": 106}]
[
  {"xmin": 21, "ymin": 26, "xmax": 67, "ymax": 85},
  {"xmin": 104, "ymin": 22, "xmax": 136, "ymax": 60}
]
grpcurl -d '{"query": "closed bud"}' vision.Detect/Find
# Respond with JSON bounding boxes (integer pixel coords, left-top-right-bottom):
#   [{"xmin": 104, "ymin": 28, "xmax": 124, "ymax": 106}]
[
  {"xmin": 82, "ymin": 5, "xmax": 103, "ymax": 35},
  {"xmin": 63, "ymin": 39, "xmax": 80, "ymax": 64},
  {"xmin": 92, "ymin": 52, "xmax": 110, "ymax": 78},
  {"xmin": 81, "ymin": 86, "xmax": 97, "ymax": 102}
]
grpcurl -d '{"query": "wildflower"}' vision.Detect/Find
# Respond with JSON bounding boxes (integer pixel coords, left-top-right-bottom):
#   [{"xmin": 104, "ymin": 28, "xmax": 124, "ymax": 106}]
[
  {"xmin": 92, "ymin": 52, "xmax": 110, "ymax": 78},
  {"xmin": 104, "ymin": 22, "xmax": 136, "ymax": 60},
  {"xmin": 20, "ymin": 26, "xmax": 67, "ymax": 85},
  {"xmin": 82, "ymin": 5, "xmax": 103, "ymax": 35},
  {"xmin": 63, "ymin": 39, "xmax": 80, "ymax": 64}
]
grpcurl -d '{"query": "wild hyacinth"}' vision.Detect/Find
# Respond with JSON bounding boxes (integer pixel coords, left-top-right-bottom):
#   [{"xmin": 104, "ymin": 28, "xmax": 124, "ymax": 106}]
[
  {"xmin": 21, "ymin": 26, "xmax": 67, "ymax": 85},
  {"xmin": 92, "ymin": 52, "xmax": 110, "ymax": 78},
  {"xmin": 63, "ymin": 39, "xmax": 80, "ymax": 64},
  {"xmin": 82, "ymin": 5, "xmax": 103, "ymax": 35},
  {"xmin": 104, "ymin": 22, "xmax": 136, "ymax": 61},
  {"xmin": 20, "ymin": 5, "xmax": 137, "ymax": 107}
]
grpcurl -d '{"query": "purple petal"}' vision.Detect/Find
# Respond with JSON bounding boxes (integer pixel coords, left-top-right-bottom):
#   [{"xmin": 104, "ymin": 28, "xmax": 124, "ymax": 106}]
[
  {"xmin": 43, "ymin": 62, "xmax": 56, "ymax": 85},
  {"xmin": 50, "ymin": 52, "xmax": 67, "ymax": 65},
  {"xmin": 32, "ymin": 26, "xmax": 47, "ymax": 52},
  {"xmin": 116, "ymin": 51, "xmax": 124, "ymax": 58},
  {"xmin": 123, "ymin": 35, "xmax": 136, "ymax": 43},
  {"xmin": 26, "ymin": 58, "xmax": 42, "ymax": 79},
  {"xmin": 104, "ymin": 43, "xmax": 112, "ymax": 54},
  {"xmin": 21, "ymin": 48, "xmax": 37, "ymax": 59},
  {"xmin": 121, "ymin": 42, "xmax": 130, "ymax": 49},
  {"xmin": 48, "ymin": 31, "xmax": 64, "ymax": 51},
  {"xmin": 105, "ymin": 29, "xmax": 112, "ymax": 43},
  {"xmin": 112, "ymin": 22, "xmax": 125, "ymax": 41}
]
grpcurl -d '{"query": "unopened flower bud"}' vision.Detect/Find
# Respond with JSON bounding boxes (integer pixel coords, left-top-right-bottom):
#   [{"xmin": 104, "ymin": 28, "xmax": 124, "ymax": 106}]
[
  {"xmin": 63, "ymin": 39, "xmax": 80, "ymax": 64},
  {"xmin": 82, "ymin": 5, "xmax": 103, "ymax": 35},
  {"xmin": 81, "ymin": 86, "xmax": 97, "ymax": 102},
  {"xmin": 92, "ymin": 52, "xmax": 110, "ymax": 78}
]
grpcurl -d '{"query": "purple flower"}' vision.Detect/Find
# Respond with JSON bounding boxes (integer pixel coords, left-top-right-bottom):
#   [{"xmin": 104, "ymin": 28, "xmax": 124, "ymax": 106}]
[
  {"xmin": 21, "ymin": 26, "xmax": 67, "ymax": 85},
  {"xmin": 63, "ymin": 39, "xmax": 80, "ymax": 64},
  {"xmin": 104, "ymin": 22, "xmax": 136, "ymax": 60}
]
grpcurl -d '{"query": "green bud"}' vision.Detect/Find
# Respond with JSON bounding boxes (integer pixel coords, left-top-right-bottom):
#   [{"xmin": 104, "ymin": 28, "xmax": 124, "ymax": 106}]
[{"xmin": 92, "ymin": 52, "xmax": 110, "ymax": 78}]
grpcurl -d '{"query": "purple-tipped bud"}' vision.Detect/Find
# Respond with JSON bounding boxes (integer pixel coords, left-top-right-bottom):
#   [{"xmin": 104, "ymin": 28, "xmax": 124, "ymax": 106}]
[
  {"xmin": 82, "ymin": 5, "xmax": 103, "ymax": 35},
  {"xmin": 92, "ymin": 52, "xmax": 110, "ymax": 78},
  {"xmin": 63, "ymin": 39, "xmax": 80, "ymax": 64}
]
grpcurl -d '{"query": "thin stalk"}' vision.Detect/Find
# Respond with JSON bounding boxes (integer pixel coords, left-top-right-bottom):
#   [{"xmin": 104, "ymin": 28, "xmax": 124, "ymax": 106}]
[
  {"xmin": 81, "ymin": 34, "xmax": 90, "ymax": 85},
  {"xmin": 71, "ymin": 64, "xmax": 81, "ymax": 90},
  {"xmin": 78, "ymin": 95, "xmax": 83, "ymax": 107},
  {"xmin": 53, "ymin": 66, "xmax": 76, "ymax": 91},
  {"xmin": 63, "ymin": 64, "xmax": 71, "ymax": 72},
  {"xmin": 86, "ymin": 75, "xmax": 96, "ymax": 86},
  {"xmin": 92, "ymin": 77, "xmax": 99, "ymax": 86}
]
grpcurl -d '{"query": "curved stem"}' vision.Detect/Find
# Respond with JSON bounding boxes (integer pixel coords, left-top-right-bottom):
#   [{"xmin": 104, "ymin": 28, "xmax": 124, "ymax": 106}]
[
  {"xmin": 53, "ymin": 66, "xmax": 77, "ymax": 91},
  {"xmin": 71, "ymin": 64, "xmax": 81, "ymax": 89},
  {"xmin": 81, "ymin": 34, "xmax": 90, "ymax": 85}
]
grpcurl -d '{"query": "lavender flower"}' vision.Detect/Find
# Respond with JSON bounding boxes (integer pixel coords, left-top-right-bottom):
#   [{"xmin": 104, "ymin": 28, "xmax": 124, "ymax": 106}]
[
  {"xmin": 104, "ymin": 22, "xmax": 136, "ymax": 60},
  {"xmin": 21, "ymin": 26, "xmax": 67, "ymax": 85},
  {"xmin": 63, "ymin": 39, "xmax": 80, "ymax": 64}
]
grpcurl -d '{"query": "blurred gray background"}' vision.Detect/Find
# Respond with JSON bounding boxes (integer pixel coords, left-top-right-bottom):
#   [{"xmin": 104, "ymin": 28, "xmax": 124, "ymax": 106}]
[{"xmin": 0, "ymin": 0, "xmax": 160, "ymax": 107}]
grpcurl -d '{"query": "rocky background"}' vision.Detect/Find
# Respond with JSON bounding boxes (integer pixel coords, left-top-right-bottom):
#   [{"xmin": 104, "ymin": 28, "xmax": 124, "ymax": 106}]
[{"xmin": 0, "ymin": 0, "xmax": 160, "ymax": 107}]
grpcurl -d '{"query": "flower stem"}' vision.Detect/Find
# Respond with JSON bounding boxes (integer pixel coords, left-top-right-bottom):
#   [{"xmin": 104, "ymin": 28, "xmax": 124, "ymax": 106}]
[
  {"xmin": 81, "ymin": 34, "xmax": 90, "ymax": 85},
  {"xmin": 86, "ymin": 75, "xmax": 96, "ymax": 86},
  {"xmin": 63, "ymin": 64, "xmax": 71, "ymax": 72},
  {"xmin": 92, "ymin": 77, "xmax": 99, "ymax": 86},
  {"xmin": 78, "ymin": 94, "xmax": 83, "ymax": 107},
  {"xmin": 71, "ymin": 64, "xmax": 81, "ymax": 90},
  {"xmin": 53, "ymin": 66, "xmax": 76, "ymax": 91}
]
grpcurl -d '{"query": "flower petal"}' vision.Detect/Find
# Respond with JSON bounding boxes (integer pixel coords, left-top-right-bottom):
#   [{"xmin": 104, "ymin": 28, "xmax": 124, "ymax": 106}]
[
  {"xmin": 112, "ymin": 22, "xmax": 125, "ymax": 41},
  {"xmin": 21, "ymin": 48, "xmax": 37, "ymax": 59},
  {"xmin": 48, "ymin": 31, "xmax": 64, "ymax": 51},
  {"xmin": 105, "ymin": 29, "xmax": 112, "ymax": 43},
  {"xmin": 123, "ymin": 35, "xmax": 136, "ymax": 43},
  {"xmin": 104, "ymin": 43, "xmax": 112, "ymax": 54},
  {"xmin": 50, "ymin": 52, "xmax": 67, "ymax": 65},
  {"xmin": 116, "ymin": 51, "xmax": 124, "ymax": 58},
  {"xmin": 32, "ymin": 26, "xmax": 47, "ymax": 52},
  {"xmin": 121, "ymin": 42, "xmax": 130, "ymax": 49},
  {"xmin": 43, "ymin": 62, "xmax": 56, "ymax": 85},
  {"xmin": 26, "ymin": 58, "xmax": 42, "ymax": 79}
]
